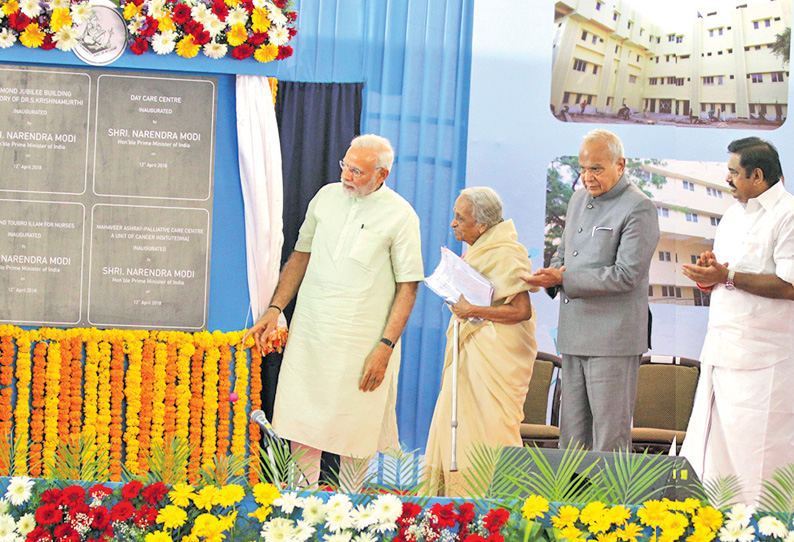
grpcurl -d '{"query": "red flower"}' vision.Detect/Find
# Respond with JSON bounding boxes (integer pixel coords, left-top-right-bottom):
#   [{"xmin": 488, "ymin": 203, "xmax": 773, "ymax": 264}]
[
  {"xmin": 67, "ymin": 503, "xmax": 93, "ymax": 522},
  {"xmin": 430, "ymin": 502, "xmax": 458, "ymax": 529},
  {"xmin": 53, "ymin": 524, "xmax": 79, "ymax": 542},
  {"xmin": 277, "ymin": 45, "xmax": 293, "ymax": 59},
  {"xmin": 120, "ymin": 480, "xmax": 144, "ymax": 500},
  {"xmin": 130, "ymin": 37, "xmax": 149, "ymax": 55},
  {"xmin": 483, "ymin": 509, "xmax": 509, "ymax": 532},
  {"xmin": 91, "ymin": 506, "xmax": 110, "ymax": 531},
  {"xmin": 141, "ymin": 482, "xmax": 168, "ymax": 505},
  {"xmin": 60, "ymin": 485, "xmax": 87, "ymax": 507},
  {"xmin": 211, "ymin": 0, "xmax": 228, "ymax": 20},
  {"xmin": 488, "ymin": 533, "xmax": 504, "ymax": 542},
  {"xmin": 89, "ymin": 485, "xmax": 113, "ymax": 500},
  {"xmin": 458, "ymin": 502, "xmax": 476, "ymax": 525},
  {"xmin": 109, "ymin": 501, "xmax": 135, "ymax": 522},
  {"xmin": 239, "ymin": 0, "xmax": 254, "ymax": 13},
  {"xmin": 134, "ymin": 504, "xmax": 157, "ymax": 528},
  {"xmin": 286, "ymin": 11, "xmax": 296, "ymax": 22},
  {"xmin": 139, "ymin": 17, "xmax": 158, "ymax": 37},
  {"xmin": 41, "ymin": 34, "xmax": 56, "ymax": 50},
  {"xmin": 398, "ymin": 502, "xmax": 422, "ymax": 526},
  {"xmin": 171, "ymin": 3, "xmax": 191, "ymax": 24},
  {"xmin": 272, "ymin": 0, "xmax": 286, "ymax": 7},
  {"xmin": 39, "ymin": 488, "xmax": 62, "ymax": 504},
  {"xmin": 8, "ymin": 11, "xmax": 31, "ymax": 31},
  {"xmin": 248, "ymin": 32, "xmax": 267, "ymax": 46},
  {"xmin": 131, "ymin": 0, "xmax": 143, "ymax": 6},
  {"xmin": 192, "ymin": 29, "xmax": 211, "ymax": 45},
  {"xmin": 463, "ymin": 535, "xmax": 487, "ymax": 542},
  {"xmin": 35, "ymin": 503, "xmax": 63, "ymax": 526},
  {"xmin": 26, "ymin": 526, "xmax": 53, "ymax": 542},
  {"xmin": 231, "ymin": 44, "xmax": 254, "ymax": 59},
  {"xmin": 288, "ymin": 27, "xmax": 297, "ymax": 38},
  {"xmin": 183, "ymin": 19, "xmax": 203, "ymax": 35}
]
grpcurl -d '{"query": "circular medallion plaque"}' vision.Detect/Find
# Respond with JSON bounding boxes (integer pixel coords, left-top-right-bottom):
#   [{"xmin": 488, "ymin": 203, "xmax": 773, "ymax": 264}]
[{"xmin": 73, "ymin": 5, "xmax": 128, "ymax": 66}]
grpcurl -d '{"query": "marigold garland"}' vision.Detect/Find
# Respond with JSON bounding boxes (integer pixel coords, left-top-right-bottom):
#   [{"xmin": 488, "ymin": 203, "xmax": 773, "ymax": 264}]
[
  {"xmin": 150, "ymin": 341, "xmax": 168, "ymax": 454},
  {"xmin": 109, "ymin": 339, "xmax": 126, "ymax": 480},
  {"xmin": 69, "ymin": 338, "xmax": 83, "ymax": 439},
  {"xmin": 248, "ymin": 344, "xmax": 263, "ymax": 485},
  {"xmin": 201, "ymin": 342, "xmax": 221, "ymax": 470},
  {"xmin": 216, "ymin": 343, "xmax": 232, "ymax": 456},
  {"xmin": 230, "ymin": 341, "xmax": 248, "ymax": 472},
  {"xmin": 41, "ymin": 340, "xmax": 62, "ymax": 477},
  {"xmin": 83, "ymin": 336, "xmax": 100, "ymax": 465},
  {"xmin": 175, "ymin": 341, "xmax": 193, "ymax": 441},
  {"xmin": 29, "ymin": 341, "xmax": 47, "ymax": 476},
  {"xmin": 13, "ymin": 332, "xmax": 31, "ymax": 474},
  {"xmin": 0, "ymin": 333, "xmax": 14, "ymax": 473},
  {"xmin": 188, "ymin": 343, "xmax": 205, "ymax": 484},
  {"xmin": 124, "ymin": 337, "xmax": 144, "ymax": 475},
  {"xmin": 137, "ymin": 338, "xmax": 156, "ymax": 473},
  {"xmin": 56, "ymin": 339, "xmax": 72, "ymax": 443},
  {"xmin": 95, "ymin": 340, "xmax": 112, "ymax": 480},
  {"xmin": 163, "ymin": 340, "xmax": 179, "ymax": 441}
]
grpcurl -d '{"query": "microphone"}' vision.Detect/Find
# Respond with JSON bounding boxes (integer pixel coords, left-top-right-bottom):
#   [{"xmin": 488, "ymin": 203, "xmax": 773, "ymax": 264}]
[{"xmin": 250, "ymin": 410, "xmax": 283, "ymax": 444}]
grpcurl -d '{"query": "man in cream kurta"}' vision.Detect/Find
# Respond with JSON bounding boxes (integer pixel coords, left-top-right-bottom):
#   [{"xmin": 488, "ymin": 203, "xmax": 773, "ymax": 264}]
[{"xmin": 247, "ymin": 135, "xmax": 423, "ymax": 484}]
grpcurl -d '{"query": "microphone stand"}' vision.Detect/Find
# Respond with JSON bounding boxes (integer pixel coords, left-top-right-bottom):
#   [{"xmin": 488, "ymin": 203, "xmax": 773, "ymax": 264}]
[{"xmin": 450, "ymin": 319, "xmax": 459, "ymax": 472}]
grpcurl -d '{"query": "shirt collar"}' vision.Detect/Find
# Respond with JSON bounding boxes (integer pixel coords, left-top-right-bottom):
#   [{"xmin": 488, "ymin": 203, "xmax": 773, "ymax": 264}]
[
  {"xmin": 746, "ymin": 180, "xmax": 786, "ymax": 212},
  {"xmin": 591, "ymin": 175, "xmax": 629, "ymax": 202}
]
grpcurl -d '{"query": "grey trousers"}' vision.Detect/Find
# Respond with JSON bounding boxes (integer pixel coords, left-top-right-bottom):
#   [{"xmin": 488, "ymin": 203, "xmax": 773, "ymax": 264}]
[{"xmin": 559, "ymin": 354, "xmax": 641, "ymax": 452}]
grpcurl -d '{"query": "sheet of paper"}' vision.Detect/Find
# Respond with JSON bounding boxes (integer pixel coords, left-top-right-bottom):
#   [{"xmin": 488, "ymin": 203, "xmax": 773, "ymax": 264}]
[{"xmin": 423, "ymin": 247, "xmax": 494, "ymax": 307}]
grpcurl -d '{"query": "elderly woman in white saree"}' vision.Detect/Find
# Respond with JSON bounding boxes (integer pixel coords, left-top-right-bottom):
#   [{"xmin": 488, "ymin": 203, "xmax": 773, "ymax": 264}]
[{"xmin": 424, "ymin": 187, "xmax": 538, "ymax": 497}]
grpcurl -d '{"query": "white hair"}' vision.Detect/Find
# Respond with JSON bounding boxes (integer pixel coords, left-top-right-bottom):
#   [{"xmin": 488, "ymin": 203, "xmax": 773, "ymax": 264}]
[
  {"xmin": 460, "ymin": 187, "xmax": 503, "ymax": 229},
  {"xmin": 350, "ymin": 134, "xmax": 395, "ymax": 170},
  {"xmin": 583, "ymin": 129, "xmax": 625, "ymax": 162}
]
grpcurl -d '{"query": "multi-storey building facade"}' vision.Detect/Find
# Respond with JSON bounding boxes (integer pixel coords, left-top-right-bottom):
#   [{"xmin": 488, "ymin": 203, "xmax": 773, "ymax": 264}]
[
  {"xmin": 552, "ymin": 0, "xmax": 791, "ymax": 120},
  {"xmin": 644, "ymin": 161, "xmax": 734, "ymax": 306}
]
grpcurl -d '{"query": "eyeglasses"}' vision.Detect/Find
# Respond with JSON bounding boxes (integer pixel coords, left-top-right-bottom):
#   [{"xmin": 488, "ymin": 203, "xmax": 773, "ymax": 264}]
[
  {"xmin": 339, "ymin": 160, "xmax": 365, "ymax": 178},
  {"xmin": 576, "ymin": 166, "xmax": 606, "ymax": 177}
]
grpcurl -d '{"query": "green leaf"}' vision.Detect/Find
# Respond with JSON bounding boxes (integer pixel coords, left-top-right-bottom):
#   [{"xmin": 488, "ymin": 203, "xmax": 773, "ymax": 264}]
[{"xmin": 758, "ymin": 463, "xmax": 794, "ymax": 524}]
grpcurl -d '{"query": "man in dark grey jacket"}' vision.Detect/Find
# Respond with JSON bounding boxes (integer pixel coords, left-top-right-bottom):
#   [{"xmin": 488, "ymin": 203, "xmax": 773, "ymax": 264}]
[{"xmin": 521, "ymin": 129, "xmax": 659, "ymax": 451}]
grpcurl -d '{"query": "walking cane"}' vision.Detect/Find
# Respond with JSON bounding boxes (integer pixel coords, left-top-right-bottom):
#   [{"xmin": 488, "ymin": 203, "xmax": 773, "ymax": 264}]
[{"xmin": 450, "ymin": 318, "xmax": 460, "ymax": 472}]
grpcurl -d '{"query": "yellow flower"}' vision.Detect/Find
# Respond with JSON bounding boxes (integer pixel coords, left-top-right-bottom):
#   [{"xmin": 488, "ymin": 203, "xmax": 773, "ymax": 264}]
[
  {"xmin": 252, "ymin": 483, "xmax": 280, "ymax": 505},
  {"xmin": 219, "ymin": 511, "xmax": 237, "ymax": 530},
  {"xmin": 608, "ymin": 505, "xmax": 631, "ymax": 526},
  {"xmin": 214, "ymin": 485, "xmax": 246, "ymax": 507},
  {"xmin": 227, "ymin": 24, "xmax": 248, "ymax": 46},
  {"xmin": 49, "ymin": 8, "xmax": 71, "ymax": 32},
  {"xmin": 169, "ymin": 484, "xmax": 195, "ymax": 507},
  {"xmin": 192, "ymin": 514, "xmax": 227, "ymax": 539},
  {"xmin": 145, "ymin": 531, "xmax": 174, "ymax": 542},
  {"xmin": 637, "ymin": 500, "xmax": 669, "ymax": 528},
  {"xmin": 589, "ymin": 517, "xmax": 614, "ymax": 534},
  {"xmin": 692, "ymin": 506, "xmax": 722, "ymax": 531},
  {"xmin": 559, "ymin": 525, "xmax": 583, "ymax": 540},
  {"xmin": 157, "ymin": 12, "xmax": 175, "ymax": 32},
  {"xmin": 251, "ymin": 8, "xmax": 270, "ymax": 32},
  {"xmin": 192, "ymin": 486, "xmax": 219, "ymax": 511},
  {"xmin": 254, "ymin": 43, "xmax": 278, "ymax": 63},
  {"xmin": 686, "ymin": 525, "xmax": 717, "ymax": 542},
  {"xmin": 661, "ymin": 512, "xmax": 688, "ymax": 540},
  {"xmin": 615, "ymin": 522, "xmax": 644, "ymax": 542},
  {"xmin": 521, "ymin": 495, "xmax": 549, "ymax": 520},
  {"xmin": 2, "ymin": 0, "xmax": 19, "ymax": 15},
  {"xmin": 551, "ymin": 505, "xmax": 580, "ymax": 529},
  {"xmin": 20, "ymin": 23, "xmax": 45, "ymax": 48},
  {"xmin": 123, "ymin": 2, "xmax": 141, "ymax": 19},
  {"xmin": 176, "ymin": 35, "xmax": 200, "ymax": 58},
  {"xmin": 156, "ymin": 505, "xmax": 188, "ymax": 529},
  {"xmin": 580, "ymin": 501, "xmax": 607, "ymax": 526},
  {"xmin": 595, "ymin": 533, "xmax": 618, "ymax": 542},
  {"xmin": 248, "ymin": 505, "xmax": 272, "ymax": 522}
]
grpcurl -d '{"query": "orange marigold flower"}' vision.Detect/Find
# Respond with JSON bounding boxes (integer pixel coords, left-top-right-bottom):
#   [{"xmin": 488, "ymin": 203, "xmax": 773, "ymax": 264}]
[
  {"xmin": 20, "ymin": 23, "xmax": 45, "ymax": 48},
  {"xmin": 176, "ymin": 35, "xmax": 200, "ymax": 58}
]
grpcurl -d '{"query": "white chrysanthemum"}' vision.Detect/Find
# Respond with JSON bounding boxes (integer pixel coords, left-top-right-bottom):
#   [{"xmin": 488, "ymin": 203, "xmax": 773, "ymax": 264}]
[
  {"xmin": 0, "ymin": 30, "xmax": 13, "ymax": 49},
  {"xmin": 226, "ymin": 7, "xmax": 248, "ymax": 26},
  {"xmin": 353, "ymin": 533, "xmax": 378, "ymax": 542},
  {"xmin": 152, "ymin": 30, "xmax": 176, "ymax": 54},
  {"xmin": 251, "ymin": 0, "xmax": 266, "ymax": 9},
  {"xmin": 351, "ymin": 505, "xmax": 377, "ymax": 531},
  {"xmin": 265, "ymin": 2, "xmax": 287, "ymax": 25},
  {"xmin": 262, "ymin": 517, "xmax": 295, "ymax": 542},
  {"xmin": 54, "ymin": 26, "xmax": 79, "ymax": 51},
  {"xmin": 15, "ymin": 514, "xmax": 35, "ymax": 537},
  {"xmin": 203, "ymin": 14, "xmax": 226, "ymax": 38},
  {"xmin": 5, "ymin": 478, "xmax": 34, "ymax": 507},
  {"xmin": 0, "ymin": 514, "xmax": 17, "ymax": 538},
  {"xmin": 325, "ymin": 532, "xmax": 353, "ymax": 542},
  {"xmin": 724, "ymin": 504, "xmax": 755, "ymax": 531},
  {"xmin": 327, "ymin": 493, "xmax": 353, "ymax": 514},
  {"xmin": 374, "ymin": 522, "xmax": 397, "ymax": 534},
  {"xmin": 784, "ymin": 530, "xmax": 794, "ymax": 542},
  {"xmin": 267, "ymin": 25, "xmax": 289, "ymax": 46},
  {"xmin": 191, "ymin": 3, "xmax": 213, "ymax": 25},
  {"xmin": 70, "ymin": 2, "xmax": 91, "ymax": 24},
  {"xmin": 202, "ymin": 40, "xmax": 227, "ymax": 58},
  {"xmin": 372, "ymin": 494, "xmax": 402, "ymax": 525},
  {"xmin": 758, "ymin": 516, "xmax": 788, "ymax": 538},
  {"xmin": 325, "ymin": 506, "xmax": 354, "ymax": 533},
  {"xmin": 19, "ymin": 0, "xmax": 42, "ymax": 18},
  {"xmin": 273, "ymin": 492, "xmax": 303, "ymax": 514},
  {"xmin": 145, "ymin": 0, "xmax": 167, "ymax": 18},
  {"xmin": 50, "ymin": 0, "xmax": 70, "ymax": 10},
  {"xmin": 292, "ymin": 520, "xmax": 315, "ymax": 542},
  {"xmin": 0, "ymin": 500, "xmax": 7, "ymax": 515},
  {"xmin": 301, "ymin": 496, "xmax": 327, "ymax": 525},
  {"xmin": 127, "ymin": 15, "xmax": 145, "ymax": 34},
  {"xmin": 718, "ymin": 523, "xmax": 756, "ymax": 542}
]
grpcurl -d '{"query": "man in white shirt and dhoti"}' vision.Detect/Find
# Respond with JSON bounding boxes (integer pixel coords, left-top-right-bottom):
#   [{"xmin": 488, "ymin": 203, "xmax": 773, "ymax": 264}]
[
  {"xmin": 247, "ymin": 134, "xmax": 423, "ymax": 488},
  {"xmin": 682, "ymin": 136, "xmax": 794, "ymax": 505}
]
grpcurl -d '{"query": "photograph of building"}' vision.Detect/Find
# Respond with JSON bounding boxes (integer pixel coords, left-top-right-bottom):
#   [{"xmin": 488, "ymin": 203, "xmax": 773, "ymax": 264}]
[{"xmin": 551, "ymin": 0, "xmax": 791, "ymax": 127}]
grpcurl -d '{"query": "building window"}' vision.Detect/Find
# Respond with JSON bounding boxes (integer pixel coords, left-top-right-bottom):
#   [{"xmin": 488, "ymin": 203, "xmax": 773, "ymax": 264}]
[
  {"xmin": 648, "ymin": 285, "xmax": 654, "ymax": 296},
  {"xmin": 718, "ymin": 76, "xmax": 724, "ymax": 85},
  {"xmin": 719, "ymin": 28, "xmax": 723, "ymax": 35},
  {"xmin": 592, "ymin": 35, "xmax": 598, "ymax": 45},
  {"xmin": 657, "ymin": 206, "xmax": 669, "ymax": 217},
  {"xmin": 659, "ymin": 251, "xmax": 672, "ymax": 262},
  {"xmin": 683, "ymin": 181, "xmax": 695, "ymax": 191},
  {"xmin": 731, "ymin": 103, "xmax": 736, "ymax": 113},
  {"xmin": 596, "ymin": 1, "xmax": 602, "ymax": 10},
  {"xmin": 627, "ymin": 20, "xmax": 632, "ymax": 29},
  {"xmin": 704, "ymin": 76, "xmax": 714, "ymax": 85},
  {"xmin": 573, "ymin": 59, "xmax": 587, "ymax": 72},
  {"xmin": 709, "ymin": 29, "xmax": 714, "ymax": 37},
  {"xmin": 661, "ymin": 285, "xmax": 682, "ymax": 298},
  {"xmin": 677, "ymin": 36, "xmax": 683, "ymax": 43},
  {"xmin": 649, "ymin": 77, "xmax": 657, "ymax": 85},
  {"xmin": 728, "ymin": 48, "xmax": 733, "ymax": 53},
  {"xmin": 562, "ymin": 92, "xmax": 571, "ymax": 104},
  {"xmin": 686, "ymin": 212, "xmax": 699, "ymax": 223},
  {"xmin": 677, "ymin": 78, "xmax": 685, "ymax": 86},
  {"xmin": 772, "ymin": 72, "xmax": 785, "ymax": 82},
  {"xmin": 592, "ymin": 65, "xmax": 599, "ymax": 75},
  {"xmin": 693, "ymin": 289, "xmax": 711, "ymax": 307},
  {"xmin": 613, "ymin": 11, "xmax": 618, "ymax": 21},
  {"xmin": 582, "ymin": 30, "xmax": 588, "ymax": 41},
  {"xmin": 668, "ymin": 34, "xmax": 675, "ymax": 42},
  {"xmin": 710, "ymin": 216, "xmax": 720, "ymax": 226},
  {"xmin": 629, "ymin": 75, "xmax": 637, "ymax": 83},
  {"xmin": 765, "ymin": 19, "xmax": 771, "ymax": 27},
  {"xmin": 751, "ymin": 73, "xmax": 763, "ymax": 83},
  {"xmin": 666, "ymin": 55, "xmax": 670, "ymax": 62},
  {"xmin": 655, "ymin": 57, "xmax": 659, "ymax": 63},
  {"xmin": 753, "ymin": 21, "xmax": 759, "ymax": 29}
]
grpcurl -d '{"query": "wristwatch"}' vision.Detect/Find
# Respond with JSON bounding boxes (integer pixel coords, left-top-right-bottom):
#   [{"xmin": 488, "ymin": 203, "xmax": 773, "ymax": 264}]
[{"xmin": 725, "ymin": 269, "xmax": 736, "ymax": 291}]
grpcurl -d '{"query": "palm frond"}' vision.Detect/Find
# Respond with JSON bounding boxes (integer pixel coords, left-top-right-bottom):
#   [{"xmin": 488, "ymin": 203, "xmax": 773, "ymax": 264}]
[
  {"xmin": 45, "ymin": 433, "xmax": 110, "ymax": 483},
  {"xmin": 130, "ymin": 436, "xmax": 193, "ymax": 486},
  {"xmin": 597, "ymin": 450, "xmax": 677, "ymax": 505},
  {"xmin": 369, "ymin": 448, "xmax": 431, "ymax": 499},
  {"xmin": 254, "ymin": 441, "xmax": 313, "ymax": 491},
  {"xmin": 337, "ymin": 454, "xmax": 375, "ymax": 504},
  {"xmin": 758, "ymin": 463, "xmax": 794, "ymax": 523},
  {"xmin": 457, "ymin": 442, "xmax": 509, "ymax": 503},
  {"xmin": 197, "ymin": 452, "xmax": 249, "ymax": 487},
  {"xmin": 700, "ymin": 474, "xmax": 744, "ymax": 510}
]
